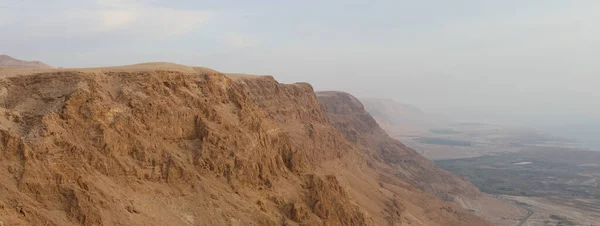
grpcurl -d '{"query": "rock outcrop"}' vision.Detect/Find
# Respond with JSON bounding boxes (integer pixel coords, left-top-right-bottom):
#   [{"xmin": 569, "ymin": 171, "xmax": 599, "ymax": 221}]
[
  {"xmin": 317, "ymin": 91, "xmax": 480, "ymax": 201},
  {"xmin": 0, "ymin": 63, "xmax": 488, "ymax": 225}
]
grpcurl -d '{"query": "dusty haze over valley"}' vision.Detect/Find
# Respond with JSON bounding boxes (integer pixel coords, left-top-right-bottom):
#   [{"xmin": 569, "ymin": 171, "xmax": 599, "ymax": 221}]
[
  {"xmin": 3, "ymin": 1, "xmax": 600, "ymax": 137},
  {"xmin": 1, "ymin": 0, "xmax": 599, "ymax": 226}
]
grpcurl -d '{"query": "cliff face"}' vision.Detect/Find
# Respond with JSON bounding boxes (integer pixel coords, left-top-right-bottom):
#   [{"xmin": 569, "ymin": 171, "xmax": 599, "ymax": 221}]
[
  {"xmin": 317, "ymin": 91, "xmax": 480, "ymax": 201},
  {"xmin": 0, "ymin": 64, "xmax": 488, "ymax": 226}
]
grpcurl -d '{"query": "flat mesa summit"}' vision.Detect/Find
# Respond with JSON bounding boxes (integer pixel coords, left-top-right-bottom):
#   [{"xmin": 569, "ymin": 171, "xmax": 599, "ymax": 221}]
[{"xmin": 0, "ymin": 63, "xmax": 490, "ymax": 226}]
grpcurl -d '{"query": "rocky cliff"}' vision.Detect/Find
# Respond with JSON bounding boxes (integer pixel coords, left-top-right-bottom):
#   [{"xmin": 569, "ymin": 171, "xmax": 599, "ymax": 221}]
[
  {"xmin": 317, "ymin": 91, "xmax": 481, "ymax": 201},
  {"xmin": 355, "ymin": 96, "xmax": 531, "ymax": 225},
  {"xmin": 0, "ymin": 63, "xmax": 488, "ymax": 226}
]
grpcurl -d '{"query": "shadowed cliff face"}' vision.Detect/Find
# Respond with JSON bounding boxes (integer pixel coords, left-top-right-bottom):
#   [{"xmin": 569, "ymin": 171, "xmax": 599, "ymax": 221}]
[{"xmin": 0, "ymin": 64, "xmax": 488, "ymax": 226}]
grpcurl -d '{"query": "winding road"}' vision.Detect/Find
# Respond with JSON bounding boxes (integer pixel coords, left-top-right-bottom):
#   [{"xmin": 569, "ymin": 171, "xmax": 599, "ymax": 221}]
[
  {"xmin": 515, "ymin": 203, "xmax": 534, "ymax": 226},
  {"xmin": 496, "ymin": 195, "xmax": 535, "ymax": 226}
]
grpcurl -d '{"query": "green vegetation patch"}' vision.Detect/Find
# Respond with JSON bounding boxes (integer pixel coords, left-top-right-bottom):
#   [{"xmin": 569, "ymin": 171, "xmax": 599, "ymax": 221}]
[
  {"xmin": 550, "ymin": 215, "xmax": 576, "ymax": 226},
  {"xmin": 429, "ymin": 128, "xmax": 461, "ymax": 134},
  {"xmin": 414, "ymin": 137, "xmax": 471, "ymax": 146},
  {"xmin": 435, "ymin": 153, "xmax": 600, "ymax": 198}
]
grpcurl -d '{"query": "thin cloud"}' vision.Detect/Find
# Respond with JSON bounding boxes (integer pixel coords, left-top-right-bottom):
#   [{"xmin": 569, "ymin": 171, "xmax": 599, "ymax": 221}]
[
  {"xmin": 0, "ymin": 0, "xmax": 211, "ymax": 38},
  {"xmin": 223, "ymin": 32, "xmax": 257, "ymax": 49},
  {"xmin": 94, "ymin": 0, "xmax": 210, "ymax": 36},
  {"xmin": 97, "ymin": 10, "xmax": 137, "ymax": 31}
]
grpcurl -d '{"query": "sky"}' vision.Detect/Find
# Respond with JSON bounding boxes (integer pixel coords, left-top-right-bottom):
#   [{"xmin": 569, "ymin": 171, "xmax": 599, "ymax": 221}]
[{"xmin": 1, "ymin": 0, "xmax": 599, "ymax": 128}]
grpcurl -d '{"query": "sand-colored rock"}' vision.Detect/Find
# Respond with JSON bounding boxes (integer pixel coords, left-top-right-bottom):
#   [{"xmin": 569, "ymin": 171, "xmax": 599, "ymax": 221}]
[
  {"xmin": 317, "ymin": 91, "xmax": 480, "ymax": 200},
  {"xmin": 320, "ymin": 92, "xmax": 527, "ymax": 226},
  {"xmin": 0, "ymin": 63, "xmax": 489, "ymax": 225}
]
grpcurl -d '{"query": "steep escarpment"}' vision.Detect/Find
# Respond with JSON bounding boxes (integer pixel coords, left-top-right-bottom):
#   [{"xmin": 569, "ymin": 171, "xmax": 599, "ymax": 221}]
[
  {"xmin": 0, "ymin": 65, "xmax": 369, "ymax": 226},
  {"xmin": 0, "ymin": 63, "xmax": 488, "ymax": 226},
  {"xmin": 317, "ymin": 91, "xmax": 480, "ymax": 202},
  {"xmin": 318, "ymin": 92, "xmax": 527, "ymax": 226}
]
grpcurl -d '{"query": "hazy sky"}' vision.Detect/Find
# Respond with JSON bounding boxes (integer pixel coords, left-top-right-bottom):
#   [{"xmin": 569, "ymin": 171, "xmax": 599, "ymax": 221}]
[{"xmin": 1, "ymin": 0, "xmax": 599, "ymax": 126}]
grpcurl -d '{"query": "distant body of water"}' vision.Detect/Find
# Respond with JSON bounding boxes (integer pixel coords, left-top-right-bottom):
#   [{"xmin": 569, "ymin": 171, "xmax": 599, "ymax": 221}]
[{"xmin": 541, "ymin": 123, "xmax": 600, "ymax": 151}]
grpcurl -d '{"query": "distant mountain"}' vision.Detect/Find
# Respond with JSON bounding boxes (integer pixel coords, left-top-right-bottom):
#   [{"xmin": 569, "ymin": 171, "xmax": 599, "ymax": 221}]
[
  {"xmin": 540, "ymin": 122, "xmax": 600, "ymax": 151},
  {"xmin": 0, "ymin": 54, "xmax": 52, "ymax": 68},
  {"xmin": 360, "ymin": 98, "xmax": 449, "ymax": 137}
]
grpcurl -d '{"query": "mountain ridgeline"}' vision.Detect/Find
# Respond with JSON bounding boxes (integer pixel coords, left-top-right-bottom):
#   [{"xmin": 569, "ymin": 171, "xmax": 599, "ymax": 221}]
[
  {"xmin": 0, "ymin": 63, "xmax": 488, "ymax": 226},
  {"xmin": 0, "ymin": 55, "xmax": 52, "ymax": 69}
]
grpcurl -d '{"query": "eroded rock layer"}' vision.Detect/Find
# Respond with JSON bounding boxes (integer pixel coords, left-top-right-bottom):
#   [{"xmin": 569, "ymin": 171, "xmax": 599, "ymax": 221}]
[{"xmin": 0, "ymin": 64, "xmax": 488, "ymax": 226}]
